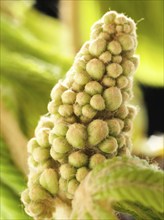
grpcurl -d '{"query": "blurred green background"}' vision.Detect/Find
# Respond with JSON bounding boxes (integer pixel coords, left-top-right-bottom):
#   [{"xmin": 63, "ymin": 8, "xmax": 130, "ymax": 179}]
[{"xmin": 0, "ymin": 0, "xmax": 163, "ymax": 219}]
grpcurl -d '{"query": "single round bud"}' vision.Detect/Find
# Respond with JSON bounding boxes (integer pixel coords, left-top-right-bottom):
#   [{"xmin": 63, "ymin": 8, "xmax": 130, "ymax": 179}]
[
  {"xmin": 72, "ymin": 82, "xmax": 84, "ymax": 92},
  {"xmin": 27, "ymin": 138, "xmax": 39, "ymax": 153},
  {"xmin": 50, "ymin": 148, "xmax": 66, "ymax": 161},
  {"xmin": 59, "ymin": 177, "xmax": 67, "ymax": 192},
  {"xmin": 90, "ymin": 94, "xmax": 105, "ymax": 111},
  {"xmin": 35, "ymin": 128, "xmax": 50, "ymax": 148},
  {"xmin": 74, "ymin": 71, "xmax": 90, "ymax": 86},
  {"xmin": 103, "ymin": 23, "xmax": 115, "ymax": 34},
  {"xmin": 50, "ymin": 83, "xmax": 67, "ymax": 101},
  {"xmin": 80, "ymin": 115, "xmax": 92, "ymax": 124},
  {"xmin": 99, "ymin": 51, "xmax": 112, "ymax": 64},
  {"xmin": 73, "ymin": 104, "xmax": 82, "ymax": 116},
  {"xmin": 115, "ymin": 105, "xmax": 129, "ymax": 119},
  {"xmin": 60, "ymin": 164, "xmax": 76, "ymax": 180},
  {"xmin": 37, "ymin": 159, "xmax": 56, "ymax": 172},
  {"xmin": 130, "ymin": 55, "xmax": 140, "ymax": 70},
  {"xmin": 52, "ymin": 121, "xmax": 68, "ymax": 137},
  {"xmin": 116, "ymin": 118, "xmax": 125, "ymax": 129},
  {"xmin": 76, "ymin": 167, "xmax": 89, "ymax": 182},
  {"xmin": 82, "ymin": 104, "xmax": 97, "ymax": 119},
  {"xmin": 122, "ymin": 91, "xmax": 130, "ymax": 102},
  {"xmin": 39, "ymin": 169, "xmax": 59, "ymax": 195},
  {"xmin": 29, "ymin": 185, "xmax": 51, "ymax": 201},
  {"xmin": 99, "ymin": 136, "xmax": 118, "ymax": 153},
  {"xmin": 64, "ymin": 115, "xmax": 77, "ymax": 124},
  {"xmin": 76, "ymin": 92, "xmax": 91, "ymax": 106},
  {"xmin": 69, "ymin": 151, "xmax": 88, "ymax": 168},
  {"xmin": 48, "ymin": 100, "xmax": 59, "ymax": 114},
  {"xmin": 106, "ymin": 119, "xmax": 121, "ymax": 136},
  {"xmin": 35, "ymin": 117, "xmax": 54, "ymax": 133},
  {"xmin": 106, "ymin": 63, "xmax": 123, "ymax": 78},
  {"xmin": 27, "ymin": 173, "xmax": 40, "ymax": 188},
  {"xmin": 89, "ymin": 38, "xmax": 107, "ymax": 57},
  {"xmin": 115, "ymin": 15, "xmax": 127, "ymax": 24},
  {"xmin": 122, "ymin": 60, "xmax": 135, "ymax": 76},
  {"xmin": 52, "ymin": 137, "xmax": 72, "ymax": 154},
  {"xmin": 102, "ymin": 76, "xmax": 116, "ymax": 87},
  {"xmin": 117, "ymin": 75, "xmax": 128, "ymax": 89},
  {"xmin": 113, "ymin": 56, "xmax": 122, "ymax": 64},
  {"xmin": 21, "ymin": 189, "xmax": 30, "ymax": 205},
  {"xmin": 88, "ymin": 119, "xmax": 109, "ymax": 146},
  {"xmin": 107, "ymin": 40, "xmax": 122, "ymax": 55},
  {"xmin": 123, "ymin": 24, "xmax": 131, "ymax": 33},
  {"xmin": 79, "ymin": 42, "xmax": 90, "ymax": 55},
  {"xmin": 89, "ymin": 154, "xmax": 106, "ymax": 169},
  {"xmin": 86, "ymin": 58, "xmax": 105, "ymax": 80},
  {"xmin": 27, "ymin": 201, "xmax": 44, "ymax": 217},
  {"xmin": 66, "ymin": 123, "xmax": 87, "ymax": 149},
  {"xmin": 58, "ymin": 104, "xmax": 73, "ymax": 117},
  {"xmin": 117, "ymin": 134, "xmax": 126, "ymax": 148},
  {"xmin": 85, "ymin": 81, "xmax": 103, "ymax": 95},
  {"xmin": 103, "ymin": 87, "xmax": 122, "ymax": 111},
  {"xmin": 118, "ymin": 34, "xmax": 135, "ymax": 51},
  {"xmin": 91, "ymin": 21, "xmax": 102, "ymax": 31},
  {"xmin": 67, "ymin": 179, "xmax": 79, "ymax": 195},
  {"xmin": 61, "ymin": 90, "xmax": 76, "ymax": 104},
  {"xmin": 90, "ymin": 28, "xmax": 102, "ymax": 40},
  {"xmin": 48, "ymin": 131, "xmax": 58, "ymax": 145},
  {"xmin": 123, "ymin": 118, "xmax": 133, "ymax": 132},
  {"xmin": 127, "ymin": 105, "xmax": 136, "ymax": 119},
  {"xmin": 32, "ymin": 147, "xmax": 50, "ymax": 163},
  {"xmin": 74, "ymin": 58, "xmax": 86, "ymax": 72},
  {"xmin": 103, "ymin": 11, "xmax": 117, "ymax": 24},
  {"xmin": 28, "ymin": 156, "xmax": 38, "ymax": 168},
  {"xmin": 98, "ymin": 32, "xmax": 111, "ymax": 41}
]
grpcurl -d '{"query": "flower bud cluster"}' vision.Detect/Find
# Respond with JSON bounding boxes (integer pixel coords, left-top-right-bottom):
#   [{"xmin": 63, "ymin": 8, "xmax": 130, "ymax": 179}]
[{"xmin": 22, "ymin": 11, "xmax": 139, "ymax": 219}]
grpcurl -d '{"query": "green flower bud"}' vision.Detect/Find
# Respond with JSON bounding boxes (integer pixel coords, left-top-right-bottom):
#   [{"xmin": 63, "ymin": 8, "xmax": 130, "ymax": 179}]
[
  {"xmin": 116, "ymin": 25, "xmax": 123, "ymax": 33},
  {"xmin": 79, "ymin": 42, "xmax": 90, "ymax": 55},
  {"xmin": 91, "ymin": 21, "xmax": 102, "ymax": 31},
  {"xmin": 64, "ymin": 115, "xmax": 77, "ymax": 124},
  {"xmin": 85, "ymin": 81, "xmax": 103, "ymax": 95},
  {"xmin": 80, "ymin": 115, "xmax": 92, "ymax": 124},
  {"xmin": 59, "ymin": 177, "xmax": 67, "ymax": 192},
  {"xmin": 88, "ymin": 119, "xmax": 109, "ymax": 146},
  {"xmin": 27, "ymin": 138, "xmax": 39, "ymax": 153},
  {"xmin": 123, "ymin": 118, "xmax": 133, "ymax": 132},
  {"xmin": 98, "ymin": 136, "xmax": 118, "ymax": 153},
  {"xmin": 35, "ymin": 128, "xmax": 50, "ymax": 148},
  {"xmin": 50, "ymin": 147, "xmax": 66, "ymax": 161},
  {"xmin": 27, "ymin": 173, "xmax": 40, "ymax": 188},
  {"xmin": 117, "ymin": 75, "xmax": 128, "ymax": 89},
  {"xmin": 106, "ymin": 63, "xmax": 123, "ymax": 78},
  {"xmin": 107, "ymin": 40, "xmax": 122, "ymax": 55},
  {"xmin": 118, "ymin": 34, "xmax": 135, "ymax": 51},
  {"xmin": 98, "ymin": 32, "xmax": 111, "ymax": 41},
  {"xmin": 67, "ymin": 179, "xmax": 79, "ymax": 195},
  {"xmin": 68, "ymin": 151, "xmax": 88, "ymax": 168},
  {"xmin": 27, "ymin": 201, "xmax": 44, "ymax": 217},
  {"xmin": 102, "ymin": 76, "xmax": 116, "ymax": 87},
  {"xmin": 130, "ymin": 55, "xmax": 140, "ymax": 70},
  {"xmin": 122, "ymin": 60, "xmax": 135, "ymax": 76},
  {"xmin": 115, "ymin": 15, "xmax": 127, "ymax": 24},
  {"xmin": 99, "ymin": 51, "xmax": 112, "ymax": 64},
  {"xmin": 52, "ymin": 121, "xmax": 68, "ymax": 137},
  {"xmin": 103, "ymin": 23, "xmax": 115, "ymax": 34},
  {"xmin": 52, "ymin": 137, "xmax": 72, "ymax": 154},
  {"xmin": 21, "ymin": 189, "xmax": 30, "ymax": 205},
  {"xmin": 123, "ymin": 24, "xmax": 131, "ymax": 34},
  {"xmin": 28, "ymin": 156, "xmax": 38, "ymax": 168},
  {"xmin": 76, "ymin": 167, "xmax": 89, "ymax": 182},
  {"xmin": 73, "ymin": 104, "xmax": 82, "ymax": 116},
  {"xmin": 29, "ymin": 185, "xmax": 51, "ymax": 201},
  {"xmin": 58, "ymin": 104, "xmax": 73, "ymax": 117},
  {"xmin": 116, "ymin": 118, "xmax": 124, "ymax": 130},
  {"xmin": 37, "ymin": 159, "xmax": 56, "ymax": 172},
  {"xmin": 89, "ymin": 154, "xmax": 106, "ymax": 169},
  {"xmin": 61, "ymin": 90, "xmax": 76, "ymax": 104},
  {"xmin": 48, "ymin": 100, "xmax": 59, "ymax": 114},
  {"xmin": 117, "ymin": 134, "xmax": 126, "ymax": 148},
  {"xmin": 127, "ymin": 105, "xmax": 136, "ymax": 119},
  {"xmin": 122, "ymin": 91, "xmax": 130, "ymax": 102},
  {"xmin": 48, "ymin": 131, "xmax": 58, "ymax": 145},
  {"xmin": 115, "ymin": 104, "xmax": 129, "ymax": 119},
  {"xmin": 60, "ymin": 164, "xmax": 76, "ymax": 180},
  {"xmin": 32, "ymin": 147, "xmax": 50, "ymax": 163},
  {"xmin": 86, "ymin": 58, "xmax": 105, "ymax": 80},
  {"xmin": 35, "ymin": 117, "xmax": 54, "ymax": 133},
  {"xmin": 103, "ymin": 87, "xmax": 122, "ymax": 111},
  {"xmin": 50, "ymin": 83, "xmax": 67, "ymax": 101},
  {"xmin": 72, "ymin": 82, "xmax": 84, "ymax": 92},
  {"xmin": 90, "ymin": 28, "xmax": 102, "ymax": 40},
  {"xmin": 39, "ymin": 169, "xmax": 59, "ymax": 195},
  {"xmin": 66, "ymin": 123, "xmax": 87, "ymax": 149},
  {"xmin": 103, "ymin": 11, "xmax": 117, "ymax": 24},
  {"xmin": 82, "ymin": 104, "xmax": 97, "ymax": 119},
  {"xmin": 90, "ymin": 94, "xmax": 105, "ymax": 111},
  {"xmin": 106, "ymin": 119, "xmax": 121, "ymax": 136},
  {"xmin": 76, "ymin": 92, "xmax": 91, "ymax": 106},
  {"xmin": 89, "ymin": 38, "xmax": 107, "ymax": 57},
  {"xmin": 74, "ymin": 71, "xmax": 90, "ymax": 86},
  {"xmin": 112, "ymin": 55, "xmax": 122, "ymax": 64},
  {"xmin": 74, "ymin": 58, "xmax": 86, "ymax": 72}
]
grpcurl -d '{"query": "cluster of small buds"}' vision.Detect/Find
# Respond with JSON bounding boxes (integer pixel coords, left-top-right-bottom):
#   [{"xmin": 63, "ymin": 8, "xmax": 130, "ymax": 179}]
[{"xmin": 21, "ymin": 11, "xmax": 139, "ymax": 219}]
